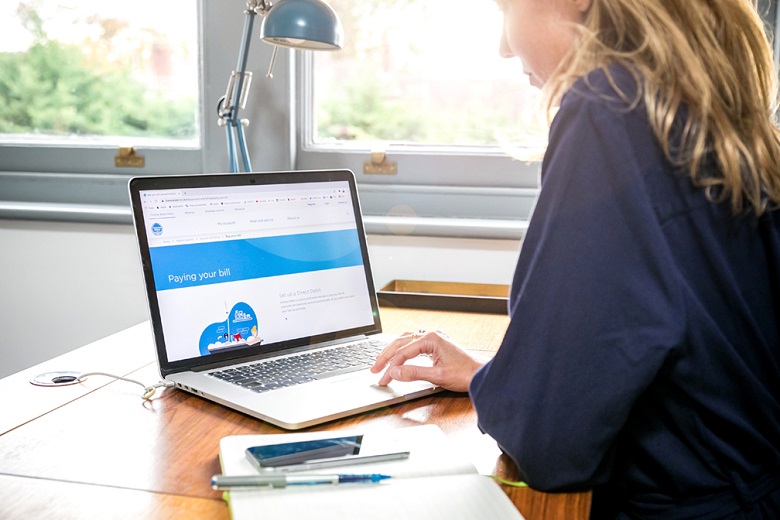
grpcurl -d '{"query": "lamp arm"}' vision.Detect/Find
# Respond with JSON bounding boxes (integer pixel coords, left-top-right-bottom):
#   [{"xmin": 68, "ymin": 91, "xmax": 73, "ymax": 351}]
[
  {"xmin": 225, "ymin": 123, "xmax": 239, "ymax": 173},
  {"xmin": 220, "ymin": 5, "xmax": 264, "ymax": 172},
  {"xmin": 231, "ymin": 8, "xmax": 256, "ymax": 126}
]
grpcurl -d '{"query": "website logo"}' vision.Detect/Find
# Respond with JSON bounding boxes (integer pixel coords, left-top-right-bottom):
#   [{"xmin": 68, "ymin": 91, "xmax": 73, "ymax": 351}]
[{"xmin": 151, "ymin": 223, "xmax": 163, "ymax": 236}]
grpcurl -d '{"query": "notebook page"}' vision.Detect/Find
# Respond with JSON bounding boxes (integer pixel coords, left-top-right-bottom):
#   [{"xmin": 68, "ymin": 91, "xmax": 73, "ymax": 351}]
[
  {"xmin": 227, "ymin": 474, "xmax": 525, "ymax": 520},
  {"xmin": 220, "ymin": 425, "xmax": 524, "ymax": 520}
]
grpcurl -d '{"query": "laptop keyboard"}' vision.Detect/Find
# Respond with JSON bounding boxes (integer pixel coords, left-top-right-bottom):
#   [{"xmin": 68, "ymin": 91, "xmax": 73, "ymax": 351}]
[{"xmin": 208, "ymin": 340, "xmax": 386, "ymax": 394}]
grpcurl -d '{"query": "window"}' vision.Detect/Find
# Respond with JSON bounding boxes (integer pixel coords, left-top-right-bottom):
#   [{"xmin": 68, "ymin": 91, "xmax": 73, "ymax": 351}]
[
  {"xmin": 311, "ymin": 0, "xmax": 545, "ymax": 150},
  {"xmin": 295, "ymin": 0, "xmax": 550, "ymax": 236},
  {"xmin": 0, "ymin": 0, "xmax": 204, "ymax": 177},
  {"xmin": 0, "ymin": 0, "xmax": 280, "ymax": 223},
  {"xmin": 0, "ymin": 1, "xmax": 199, "ymax": 146}
]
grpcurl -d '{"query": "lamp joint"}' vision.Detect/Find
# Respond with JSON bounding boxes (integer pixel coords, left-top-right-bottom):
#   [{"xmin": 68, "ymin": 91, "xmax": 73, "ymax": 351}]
[{"xmin": 247, "ymin": 0, "xmax": 270, "ymax": 15}]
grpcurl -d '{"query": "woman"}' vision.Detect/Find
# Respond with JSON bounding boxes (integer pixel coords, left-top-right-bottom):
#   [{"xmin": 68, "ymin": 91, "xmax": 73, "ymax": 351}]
[{"xmin": 371, "ymin": 0, "xmax": 780, "ymax": 517}]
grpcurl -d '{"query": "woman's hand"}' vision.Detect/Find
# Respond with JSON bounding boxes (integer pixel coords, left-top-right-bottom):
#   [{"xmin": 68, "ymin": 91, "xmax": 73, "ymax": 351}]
[{"xmin": 370, "ymin": 330, "xmax": 483, "ymax": 392}]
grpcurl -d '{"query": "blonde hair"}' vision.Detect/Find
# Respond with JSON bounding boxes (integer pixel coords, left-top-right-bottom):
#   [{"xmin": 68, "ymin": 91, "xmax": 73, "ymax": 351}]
[{"xmin": 545, "ymin": 0, "xmax": 780, "ymax": 216}]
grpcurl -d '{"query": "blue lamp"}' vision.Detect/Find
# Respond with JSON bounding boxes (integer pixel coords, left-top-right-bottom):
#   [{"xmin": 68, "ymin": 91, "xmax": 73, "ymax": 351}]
[{"xmin": 218, "ymin": 0, "xmax": 343, "ymax": 173}]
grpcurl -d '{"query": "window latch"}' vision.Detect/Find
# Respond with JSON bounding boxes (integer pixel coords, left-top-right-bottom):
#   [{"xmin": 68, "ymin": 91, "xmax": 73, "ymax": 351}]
[
  {"xmin": 115, "ymin": 146, "xmax": 145, "ymax": 168},
  {"xmin": 363, "ymin": 151, "xmax": 397, "ymax": 175}
]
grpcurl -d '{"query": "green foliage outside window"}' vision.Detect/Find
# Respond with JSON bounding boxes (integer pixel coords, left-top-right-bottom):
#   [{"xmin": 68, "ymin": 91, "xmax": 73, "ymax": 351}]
[{"xmin": 0, "ymin": 4, "xmax": 197, "ymax": 140}]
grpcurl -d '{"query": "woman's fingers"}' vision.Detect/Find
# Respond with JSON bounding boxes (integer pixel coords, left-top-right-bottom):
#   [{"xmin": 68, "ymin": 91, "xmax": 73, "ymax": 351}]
[
  {"xmin": 373, "ymin": 330, "xmax": 483, "ymax": 392},
  {"xmin": 375, "ymin": 334, "xmax": 434, "ymax": 386},
  {"xmin": 370, "ymin": 330, "xmax": 428, "ymax": 374}
]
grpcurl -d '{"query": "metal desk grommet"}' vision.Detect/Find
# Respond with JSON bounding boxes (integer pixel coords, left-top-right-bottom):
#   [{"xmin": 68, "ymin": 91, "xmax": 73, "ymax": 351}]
[{"xmin": 30, "ymin": 371, "xmax": 83, "ymax": 387}]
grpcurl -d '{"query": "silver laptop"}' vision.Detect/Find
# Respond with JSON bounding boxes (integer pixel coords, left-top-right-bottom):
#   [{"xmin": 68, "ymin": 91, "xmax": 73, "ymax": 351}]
[{"xmin": 129, "ymin": 170, "xmax": 439, "ymax": 429}]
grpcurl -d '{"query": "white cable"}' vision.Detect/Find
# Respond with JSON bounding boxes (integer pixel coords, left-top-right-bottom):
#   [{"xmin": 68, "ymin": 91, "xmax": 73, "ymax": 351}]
[{"xmin": 77, "ymin": 371, "xmax": 175, "ymax": 399}]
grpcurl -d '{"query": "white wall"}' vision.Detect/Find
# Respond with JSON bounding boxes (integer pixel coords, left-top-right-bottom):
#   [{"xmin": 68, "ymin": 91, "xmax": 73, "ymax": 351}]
[
  {"xmin": 366, "ymin": 234, "xmax": 520, "ymax": 288},
  {"xmin": 0, "ymin": 219, "xmax": 520, "ymax": 379},
  {"xmin": 0, "ymin": 220, "xmax": 147, "ymax": 379}
]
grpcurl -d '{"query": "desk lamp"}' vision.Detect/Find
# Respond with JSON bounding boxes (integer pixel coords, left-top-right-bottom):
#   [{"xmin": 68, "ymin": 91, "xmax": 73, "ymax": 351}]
[{"xmin": 218, "ymin": 0, "xmax": 343, "ymax": 173}]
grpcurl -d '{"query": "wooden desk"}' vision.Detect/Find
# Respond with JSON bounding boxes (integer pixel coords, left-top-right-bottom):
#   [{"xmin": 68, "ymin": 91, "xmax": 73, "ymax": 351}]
[{"xmin": 0, "ymin": 307, "xmax": 590, "ymax": 519}]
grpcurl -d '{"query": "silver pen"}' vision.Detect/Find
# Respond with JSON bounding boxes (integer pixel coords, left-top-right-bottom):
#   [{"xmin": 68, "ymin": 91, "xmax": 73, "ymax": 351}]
[{"xmin": 211, "ymin": 473, "xmax": 391, "ymax": 489}]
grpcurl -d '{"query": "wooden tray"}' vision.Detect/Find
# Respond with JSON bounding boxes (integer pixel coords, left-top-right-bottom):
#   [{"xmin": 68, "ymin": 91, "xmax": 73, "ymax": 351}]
[{"xmin": 377, "ymin": 280, "xmax": 508, "ymax": 314}]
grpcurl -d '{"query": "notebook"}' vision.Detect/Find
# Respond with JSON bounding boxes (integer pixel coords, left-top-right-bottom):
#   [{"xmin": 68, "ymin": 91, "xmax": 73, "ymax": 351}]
[
  {"xmin": 218, "ymin": 425, "xmax": 526, "ymax": 519},
  {"xmin": 128, "ymin": 169, "xmax": 440, "ymax": 429}
]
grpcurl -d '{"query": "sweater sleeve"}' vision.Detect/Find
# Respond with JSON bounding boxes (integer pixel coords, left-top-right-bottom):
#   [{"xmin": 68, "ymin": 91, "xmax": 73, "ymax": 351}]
[{"xmin": 469, "ymin": 78, "xmax": 686, "ymax": 492}]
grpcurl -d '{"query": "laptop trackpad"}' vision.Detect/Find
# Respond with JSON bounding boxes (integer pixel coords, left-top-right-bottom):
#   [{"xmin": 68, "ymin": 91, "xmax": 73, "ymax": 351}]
[
  {"xmin": 254, "ymin": 369, "xmax": 440, "ymax": 428},
  {"xmin": 324, "ymin": 369, "xmax": 433, "ymax": 393},
  {"xmin": 306, "ymin": 369, "xmax": 435, "ymax": 401}
]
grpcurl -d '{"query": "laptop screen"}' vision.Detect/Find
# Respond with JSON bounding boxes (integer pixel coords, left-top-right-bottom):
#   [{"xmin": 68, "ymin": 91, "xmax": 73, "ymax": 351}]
[{"xmin": 129, "ymin": 171, "xmax": 381, "ymax": 374}]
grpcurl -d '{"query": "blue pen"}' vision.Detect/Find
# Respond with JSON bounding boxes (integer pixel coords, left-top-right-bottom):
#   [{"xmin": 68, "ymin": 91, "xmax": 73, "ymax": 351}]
[{"xmin": 211, "ymin": 473, "xmax": 391, "ymax": 489}]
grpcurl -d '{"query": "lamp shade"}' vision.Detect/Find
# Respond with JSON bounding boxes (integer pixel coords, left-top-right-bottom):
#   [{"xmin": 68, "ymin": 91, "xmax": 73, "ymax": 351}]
[{"xmin": 260, "ymin": 0, "xmax": 344, "ymax": 50}]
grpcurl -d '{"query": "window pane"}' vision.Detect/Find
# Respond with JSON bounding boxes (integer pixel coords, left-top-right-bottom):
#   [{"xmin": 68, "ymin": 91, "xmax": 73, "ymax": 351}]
[
  {"xmin": 0, "ymin": 0, "xmax": 199, "ymax": 146},
  {"xmin": 312, "ymin": 0, "xmax": 547, "ymax": 151}
]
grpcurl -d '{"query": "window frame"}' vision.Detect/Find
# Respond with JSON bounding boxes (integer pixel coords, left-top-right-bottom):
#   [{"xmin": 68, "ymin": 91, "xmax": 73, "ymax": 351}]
[
  {"xmin": 0, "ymin": 1, "xmax": 296, "ymax": 223},
  {"xmin": 0, "ymin": 1, "xmax": 207, "ymax": 175},
  {"xmin": 1, "ymin": 0, "xmax": 777, "ymax": 240},
  {"xmin": 293, "ymin": 23, "xmax": 541, "ymax": 239}
]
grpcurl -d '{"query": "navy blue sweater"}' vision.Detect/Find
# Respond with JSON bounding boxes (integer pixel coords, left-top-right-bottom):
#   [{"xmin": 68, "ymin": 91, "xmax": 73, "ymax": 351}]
[{"xmin": 469, "ymin": 67, "xmax": 780, "ymax": 519}]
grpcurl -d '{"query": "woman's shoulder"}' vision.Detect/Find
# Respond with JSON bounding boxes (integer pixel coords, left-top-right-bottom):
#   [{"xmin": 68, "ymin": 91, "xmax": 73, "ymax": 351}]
[
  {"xmin": 549, "ymin": 63, "xmax": 652, "ymax": 150},
  {"xmin": 561, "ymin": 63, "xmax": 643, "ymax": 113}
]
